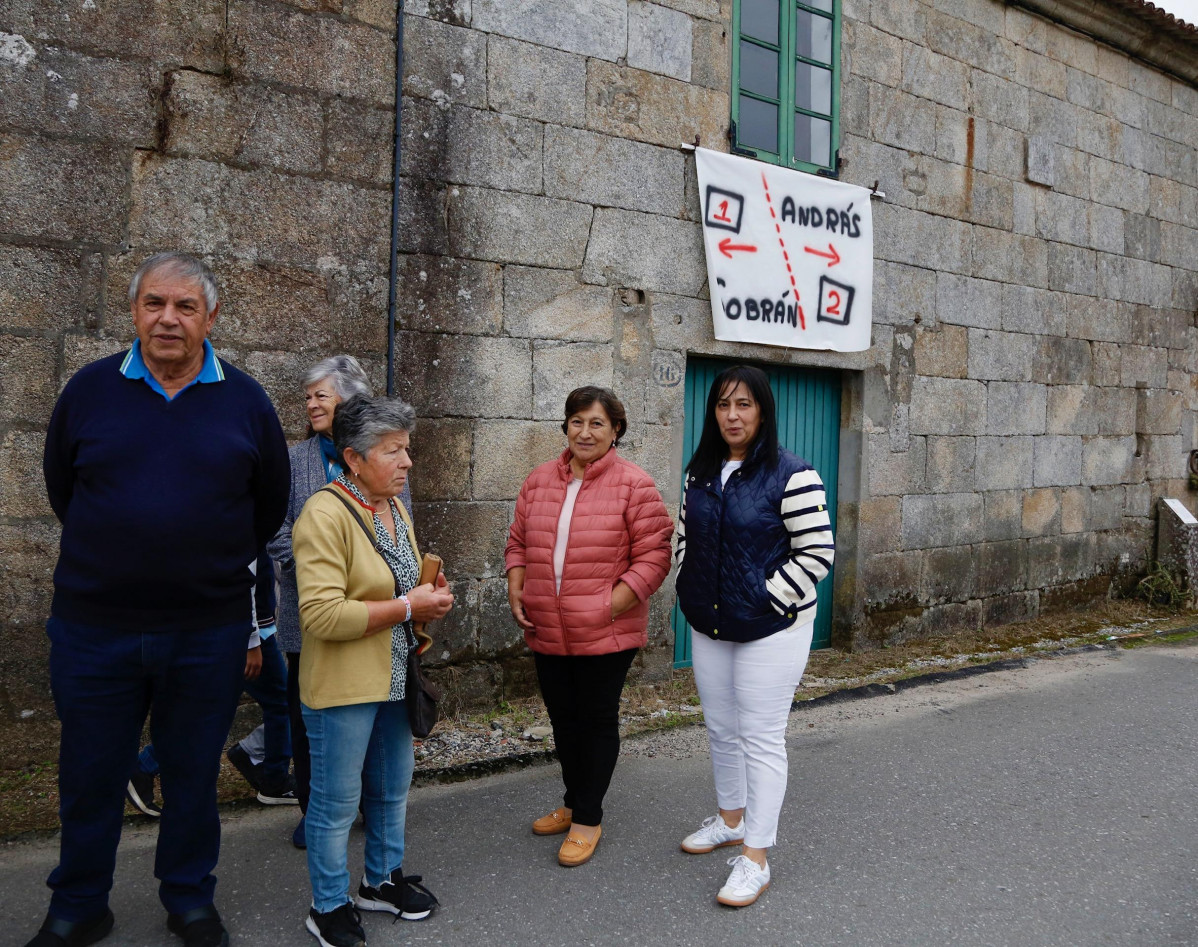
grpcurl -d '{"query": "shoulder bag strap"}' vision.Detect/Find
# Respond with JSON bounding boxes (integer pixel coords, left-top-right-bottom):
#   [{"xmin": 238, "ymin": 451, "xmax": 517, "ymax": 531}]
[
  {"xmin": 320, "ymin": 486, "xmax": 418, "ymax": 650},
  {"xmin": 320, "ymin": 485, "xmax": 381, "ymax": 553}
]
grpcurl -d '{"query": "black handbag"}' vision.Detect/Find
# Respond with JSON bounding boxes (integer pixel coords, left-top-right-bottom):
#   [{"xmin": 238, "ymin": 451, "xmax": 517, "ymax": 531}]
[
  {"xmin": 322, "ymin": 487, "xmax": 441, "ymax": 738},
  {"xmin": 403, "ymin": 624, "xmax": 440, "ymax": 739}
]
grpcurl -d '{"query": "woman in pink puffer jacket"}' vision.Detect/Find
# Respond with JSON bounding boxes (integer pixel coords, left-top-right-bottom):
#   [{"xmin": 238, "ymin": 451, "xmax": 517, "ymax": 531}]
[{"xmin": 505, "ymin": 386, "xmax": 672, "ymax": 868}]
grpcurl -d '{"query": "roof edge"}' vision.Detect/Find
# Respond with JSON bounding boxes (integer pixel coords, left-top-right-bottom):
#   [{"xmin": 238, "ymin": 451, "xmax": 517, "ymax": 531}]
[{"xmin": 1011, "ymin": 0, "xmax": 1198, "ymax": 86}]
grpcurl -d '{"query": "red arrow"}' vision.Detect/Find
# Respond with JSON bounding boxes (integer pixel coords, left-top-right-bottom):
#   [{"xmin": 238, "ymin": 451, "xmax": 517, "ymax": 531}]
[
  {"xmin": 718, "ymin": 238, "xmax": 758, "ymax": 258},
  {"xmin": 804, "ymin": 243, "xmax": 841, "ymax": 266}
]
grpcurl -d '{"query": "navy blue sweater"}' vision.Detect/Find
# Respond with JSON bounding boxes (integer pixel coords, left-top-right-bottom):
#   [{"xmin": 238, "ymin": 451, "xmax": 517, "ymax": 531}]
[{"xmin": 44, "ymin": 353, "xmax": 291, "ymax": 632}]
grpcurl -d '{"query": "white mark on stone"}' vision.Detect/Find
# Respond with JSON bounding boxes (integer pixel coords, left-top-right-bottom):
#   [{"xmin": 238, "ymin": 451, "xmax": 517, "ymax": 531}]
[
  {"xmin": 450, "ymin": 72, "xmax": 464, "ymax": 89},
  {"xmin": 429, "ymin": 89, "xmax": 451, "ymax": 111},
  {"xmin": 418, "ymin": 270, "xmax": 427, "ymax": 281},
  {"xmin": 432, "ymin": 359, "xmax": 440, "ymax": 367},
  {"xmin": 0, "ymin": 32, "xmax": 37, "ymax": 67},
  {"xmin": 67, "ymin": 92, "xmax": 79, "ymax": 110},
  {"xmin": 20, "ymin": 709, "xmax": 35, "ymax": 719},
  {"xmin": 82, "ymin": 0, "xmax": 98, "ymax": 9},
  {"xmin": 46, "ymin": 69, "xmax": 62, "ymax": 81},
  {"xmin": 456, "ymin": 288, "xmax": 472, "ymax": 301}
]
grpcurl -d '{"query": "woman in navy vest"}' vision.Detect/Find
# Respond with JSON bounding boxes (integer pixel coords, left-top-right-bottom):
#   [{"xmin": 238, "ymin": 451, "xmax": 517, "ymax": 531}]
[{"xmin": 674, "ymin": 365, "xmax": 834, "ymax": 908}]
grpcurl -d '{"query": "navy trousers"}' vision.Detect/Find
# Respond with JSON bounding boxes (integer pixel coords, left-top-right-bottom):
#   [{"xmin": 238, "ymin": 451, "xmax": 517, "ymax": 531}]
[{"xmin": 46, "ymin": 616, "xmax": 247, "ymax": 922}]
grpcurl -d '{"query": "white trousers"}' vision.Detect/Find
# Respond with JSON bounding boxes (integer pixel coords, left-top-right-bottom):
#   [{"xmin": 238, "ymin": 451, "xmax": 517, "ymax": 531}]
[{"xmin": 690, "ymin": 620, "xmax": 814, "ymax": 849}]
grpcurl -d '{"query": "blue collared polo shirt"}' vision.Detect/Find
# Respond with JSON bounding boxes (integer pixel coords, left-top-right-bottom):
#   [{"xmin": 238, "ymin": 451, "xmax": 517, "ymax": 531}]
[{"xmin": 119, "ymin": 338, "xmax": 225, "ymax": 399}]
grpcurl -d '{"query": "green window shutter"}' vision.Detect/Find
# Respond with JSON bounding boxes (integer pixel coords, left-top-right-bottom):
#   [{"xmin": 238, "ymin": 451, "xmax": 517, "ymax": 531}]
[{"xmin": 731, "ymin": 0, "xmax": 841, "ymax": 176}]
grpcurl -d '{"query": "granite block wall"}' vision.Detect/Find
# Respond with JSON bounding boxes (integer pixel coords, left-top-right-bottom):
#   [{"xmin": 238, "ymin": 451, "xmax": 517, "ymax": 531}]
[
  {"xmin": 2, "ymin": 0, "xmax": 1196, "ymax": 708},
  {"xmin": 839, "ymin": 0, "xmax": 1198, "ymax": 645}
]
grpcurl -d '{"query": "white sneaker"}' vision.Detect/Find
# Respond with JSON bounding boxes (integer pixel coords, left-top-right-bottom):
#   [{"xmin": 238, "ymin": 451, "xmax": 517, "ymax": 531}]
[
  {"xmin": 717, "ymin": 854, "xmax": 770, "ymax": 907},
  {"xmin": 680, "ymin": 814, "xmax": 745, "ymax": 854}
]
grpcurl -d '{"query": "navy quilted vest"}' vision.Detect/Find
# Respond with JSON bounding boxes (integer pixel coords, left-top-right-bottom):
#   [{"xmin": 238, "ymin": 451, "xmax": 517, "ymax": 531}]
[{"xmin": 676, "ymin": 445, "xmax": 813, "ymax": 643}]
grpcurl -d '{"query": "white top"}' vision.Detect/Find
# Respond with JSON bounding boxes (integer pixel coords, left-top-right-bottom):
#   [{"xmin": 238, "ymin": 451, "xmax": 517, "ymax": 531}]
[
  {"xmin": 720, "ymin": 460, "xmax": 744, "ymax": 488},
  {"xmin": 554, "ymin": 478, "xmax": 585, "ymax": 593}
]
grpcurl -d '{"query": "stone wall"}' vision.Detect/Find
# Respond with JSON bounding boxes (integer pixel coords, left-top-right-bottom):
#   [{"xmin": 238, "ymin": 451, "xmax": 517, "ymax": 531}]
[
  {"xmin": 0, "ymin": 0, "xmax": 402, "ymax": 706},
  {"xmin": 838, "ymin": 0, "xmax": 1198, "ymax": 645},
  {"xmin": 1, "ymin": 0, "xmax": 1196, "ymax": 709}
]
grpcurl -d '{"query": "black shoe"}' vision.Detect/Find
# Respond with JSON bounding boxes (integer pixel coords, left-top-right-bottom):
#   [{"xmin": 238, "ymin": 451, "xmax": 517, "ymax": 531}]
[
  {"xmin": 25, "ymin": 910, "xmax": 114, "ymax": 947},
  {"xmin": 225, "ymin": 744, "xmax": 263, "ymax": 793},
  {"xmin": 292, "ymin": 814, "xmax": 307, "ymax": 849},
  {"xmin": 126, "ymin": 770, "xmax": 162, "ymax": 817},
  {"xmin": 355, "ymin": 868, "xmax": 438, "ymax": 921},
  {"xmin": 256, "ymin": 772, "xmax": 299, "ymax": 806},
  {"xmin": 166, "ymin": 906, "xmax": 228, "ymax": 947},
  {"xmin": 305, "ymin": 904, "xmax": 365, "ymax": 947}
]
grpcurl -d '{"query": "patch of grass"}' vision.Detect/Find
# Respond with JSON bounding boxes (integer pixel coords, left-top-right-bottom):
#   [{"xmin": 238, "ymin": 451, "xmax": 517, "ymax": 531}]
[
  {"xmin": 1117, "ymin": 627, "xmax": 1198, "ymax": 649},
  {"xmin": 1134, "ymin": 562, "xmax": 1189, "ymax": 609},
  {"xmin": 458, "ymin": 695, "xmax": 543, "ymax": 733}
]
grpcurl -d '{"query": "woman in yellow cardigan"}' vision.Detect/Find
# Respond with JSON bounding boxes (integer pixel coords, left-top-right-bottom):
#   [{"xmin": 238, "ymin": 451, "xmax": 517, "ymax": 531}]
[{"xmin": 292, "ymin": 395, "xmax": 453, "ymax": 947}]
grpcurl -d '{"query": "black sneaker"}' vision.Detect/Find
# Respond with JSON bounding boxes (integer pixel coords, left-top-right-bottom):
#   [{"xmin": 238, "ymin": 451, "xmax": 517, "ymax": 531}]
[
  {"xmin": 305, "ymin": 904, "xmax": 365, "ymax": 947},
  {"xmin": 225, "ymin": 744, "xmax": 263, "ymax": 793},
  {"xmin": 355, "ymin": 868, "xmax": 438, "ymax": 921},
  {"xmin": 25, "ymin": 909, "xmax": 114, "ymax": 947},
  {"xmin": 166, "ymin": 907, "xmax": 228, "ymax": 947},
  {"xmin": 256, "ymin": 772, "xmax": 299, "ymax": 806},
  {"xmin": 126, "ymin": 770, "xmax": 161, "ymax": 817}
]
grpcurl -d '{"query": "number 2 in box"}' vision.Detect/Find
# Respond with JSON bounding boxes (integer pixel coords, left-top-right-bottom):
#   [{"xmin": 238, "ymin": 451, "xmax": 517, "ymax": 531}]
[{"xmin": 817, "ymin": 276, "xmax": 855, "ymax": 326}]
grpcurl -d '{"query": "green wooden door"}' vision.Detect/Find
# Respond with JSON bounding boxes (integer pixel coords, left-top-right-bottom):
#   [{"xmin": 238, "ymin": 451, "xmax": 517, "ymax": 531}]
[{"xmin": 672, "ymin": 357, "xmax": 841, "ymax": 667}]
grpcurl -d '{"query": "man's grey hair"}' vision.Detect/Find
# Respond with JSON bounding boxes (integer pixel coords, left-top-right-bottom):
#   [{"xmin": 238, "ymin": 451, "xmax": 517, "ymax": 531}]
[
  {"xmin": 301, "ymin": 355, "xmax": 372, "ymax": 401},
  {"xmin": 333, "ymin": 395, "xmax": 416, "ymax": 460},
  {"xmin": 128, "ymin": 252, "xmax": 219, "ymax": 312}
]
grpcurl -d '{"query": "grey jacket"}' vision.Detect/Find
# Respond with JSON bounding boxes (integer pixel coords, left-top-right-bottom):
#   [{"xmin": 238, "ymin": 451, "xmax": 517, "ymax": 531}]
[{"xmin": 266, "ymin": 435, "xmax": 413, "ymax": 653}]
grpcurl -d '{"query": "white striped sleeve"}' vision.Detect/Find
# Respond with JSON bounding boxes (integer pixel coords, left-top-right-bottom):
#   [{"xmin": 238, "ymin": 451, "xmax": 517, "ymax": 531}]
[
  {"xmin": 674, "ymin": 491, "xmax": 687, "ymax": 566},
  {"xmin": 765, "ymin": 468, "xmax": 834, "ymax": 618}
]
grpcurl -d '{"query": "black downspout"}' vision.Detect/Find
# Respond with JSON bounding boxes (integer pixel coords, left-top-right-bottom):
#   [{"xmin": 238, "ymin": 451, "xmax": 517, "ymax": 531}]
[{"xmin": 386, "ymin": 0, "xmax": 405, "ymax": 396}]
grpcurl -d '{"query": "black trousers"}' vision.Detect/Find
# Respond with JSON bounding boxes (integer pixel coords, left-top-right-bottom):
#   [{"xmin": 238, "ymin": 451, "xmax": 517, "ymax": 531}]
[
  {"xmin": 285, "ymin": 651, "xmax": 311, "ymax": 813},
  {"xmin": 534, "ymin": 648, "xmax": 637, "ymax": 827}
]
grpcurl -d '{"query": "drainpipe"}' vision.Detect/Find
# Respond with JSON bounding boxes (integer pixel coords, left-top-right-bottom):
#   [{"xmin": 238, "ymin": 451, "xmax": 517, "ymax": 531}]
[{"xmin": 386, "ymin": 1, "xmax": 405, "ymax": 396}]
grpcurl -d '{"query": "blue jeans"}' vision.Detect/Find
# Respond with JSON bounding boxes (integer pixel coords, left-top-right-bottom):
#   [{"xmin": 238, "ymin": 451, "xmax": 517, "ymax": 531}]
[
  {"xmin": 302, "ymin": 700, "xmax": 414, "ymax": 913},
  {"xmin": 46, "ymin": 616, "xmax": 247, "ymax": 922},
  {"xmin": 242, "ymin": 634, "xmax": 292, "ymax": 779}
]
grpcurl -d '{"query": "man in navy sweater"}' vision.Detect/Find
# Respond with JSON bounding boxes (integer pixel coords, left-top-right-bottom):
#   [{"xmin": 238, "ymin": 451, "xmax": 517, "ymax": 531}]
[{"xmin": 31, "ymin": 252, "xmax": 290, "ymax": 947}]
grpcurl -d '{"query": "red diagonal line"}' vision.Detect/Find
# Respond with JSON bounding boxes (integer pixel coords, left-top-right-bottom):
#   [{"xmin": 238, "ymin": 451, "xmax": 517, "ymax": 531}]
[{"xmin": 760, "ymin": 172, "xmax": 805, "ymax": 329}]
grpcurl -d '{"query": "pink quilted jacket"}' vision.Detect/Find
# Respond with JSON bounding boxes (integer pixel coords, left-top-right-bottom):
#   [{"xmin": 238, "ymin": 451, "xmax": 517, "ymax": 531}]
[{"xmin": 505, "ymin": 447, "xmax": 673, "ymax": 656}]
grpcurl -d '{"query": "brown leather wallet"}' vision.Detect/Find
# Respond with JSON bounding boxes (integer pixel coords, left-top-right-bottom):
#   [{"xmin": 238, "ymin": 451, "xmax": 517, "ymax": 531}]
[{"xmin": 413, "ymin": 553, "xmax": 443, "ymax": 646}]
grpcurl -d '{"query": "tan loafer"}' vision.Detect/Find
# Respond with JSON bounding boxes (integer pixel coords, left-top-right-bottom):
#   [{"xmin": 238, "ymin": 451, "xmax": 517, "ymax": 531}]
[
  {"xmin": 558, "ymin": 826, "xmax": 602, "ymax": 867},
  {"xmin": 532, "ymin": 806, "xmax": 572, "ymax": 836}
]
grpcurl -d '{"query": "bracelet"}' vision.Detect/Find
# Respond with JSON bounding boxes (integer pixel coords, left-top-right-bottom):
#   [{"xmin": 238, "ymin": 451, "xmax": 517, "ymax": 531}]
[{"xmin": 400, "ymin": 595, "xmax": 412, "ymax": 623}]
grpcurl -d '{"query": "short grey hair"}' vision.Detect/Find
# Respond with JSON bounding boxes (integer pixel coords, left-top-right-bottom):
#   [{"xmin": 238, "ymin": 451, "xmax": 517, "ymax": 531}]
[
  {"xmin": 333, "ymin": 395, "xmax": 416, "ymax": 460},
  {"xmin": 128, "ymin": 252, "xmax": 219, "ymax": 312},
  {"xmin": 301, "ymin": 355, "xmax": 372, "ymax": 401}
]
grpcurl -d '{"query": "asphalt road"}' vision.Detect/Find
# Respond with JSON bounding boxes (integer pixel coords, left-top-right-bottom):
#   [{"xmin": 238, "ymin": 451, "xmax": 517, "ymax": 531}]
[{"xmin": 4, "ymin": 643, "xmax": 1195, "ymax": 947}]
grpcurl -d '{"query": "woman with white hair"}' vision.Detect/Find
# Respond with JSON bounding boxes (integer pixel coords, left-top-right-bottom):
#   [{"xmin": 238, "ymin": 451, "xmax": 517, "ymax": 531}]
[{"xmin": 267, "ymin": 356, "xmax": 411, "ymax": 849}]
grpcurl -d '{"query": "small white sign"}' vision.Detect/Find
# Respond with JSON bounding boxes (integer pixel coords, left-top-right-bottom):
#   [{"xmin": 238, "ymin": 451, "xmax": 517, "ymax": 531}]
[{"xmin": 695, "ymin": 147, "xmax": 873, "ymax": 352}]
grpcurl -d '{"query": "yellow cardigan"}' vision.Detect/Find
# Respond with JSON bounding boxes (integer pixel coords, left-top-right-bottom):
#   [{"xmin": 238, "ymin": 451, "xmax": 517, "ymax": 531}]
[{"xmin": 293, "ymin": 486, "xmax": 427, "ymax": 710}]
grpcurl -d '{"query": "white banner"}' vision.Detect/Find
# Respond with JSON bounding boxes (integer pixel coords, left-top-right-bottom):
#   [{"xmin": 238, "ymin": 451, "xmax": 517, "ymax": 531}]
[{"xmin": 695, "ymin": 147, "xmax": 873, "ymax": 352}]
